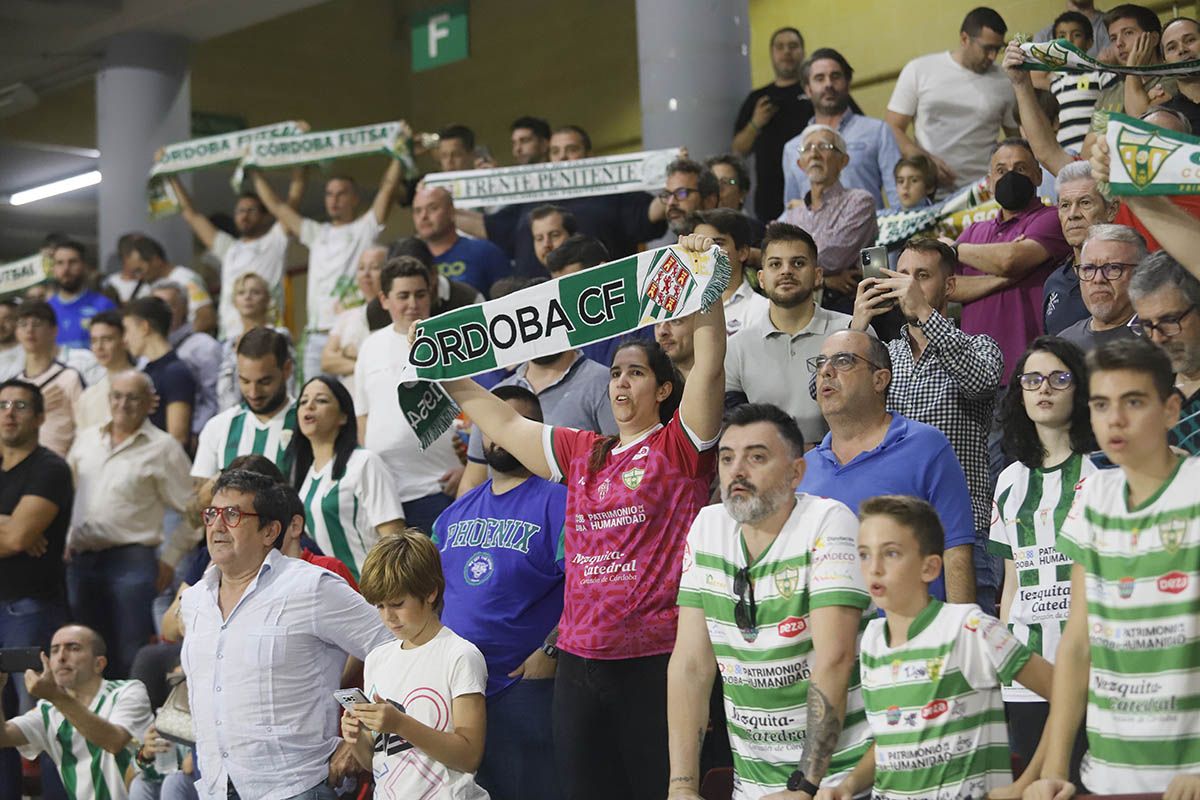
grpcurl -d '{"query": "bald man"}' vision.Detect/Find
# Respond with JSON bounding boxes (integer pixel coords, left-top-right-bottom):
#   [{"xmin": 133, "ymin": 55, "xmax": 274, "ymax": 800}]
[
  {"xmin": 797, "ymin": 330, "xmax": 977, "ymax": 603},
  {"xmin": 66, "ymin": 370, "xmax": 193, "ymax": 678},
  {"xmin": 413, "ymin": 186, "xmax": 512, "ymax": 297}
]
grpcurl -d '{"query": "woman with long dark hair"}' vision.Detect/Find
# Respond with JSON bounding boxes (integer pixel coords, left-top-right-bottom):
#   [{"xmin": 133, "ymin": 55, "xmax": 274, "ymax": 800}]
[
  {"xmin": 287, "ymin": 375, "xmax": 405, "ymax": 580},
  {"xmin": 990, "ymin": 335, "xmax": 1095, "ymax": 777},
  {"xmin": 434, "ymin": 235, "xmax": 726, "ymax": 800}
]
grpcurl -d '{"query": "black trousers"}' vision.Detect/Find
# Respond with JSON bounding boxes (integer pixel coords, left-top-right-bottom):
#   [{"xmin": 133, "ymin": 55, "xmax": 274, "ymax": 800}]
[
  {"xmin": 1005, "ymin": 700, "xmax": 1088, "ymax": 784},
  {"xmin": 553, "ymin": 651, "xmax": 670, "ymax": 800}
]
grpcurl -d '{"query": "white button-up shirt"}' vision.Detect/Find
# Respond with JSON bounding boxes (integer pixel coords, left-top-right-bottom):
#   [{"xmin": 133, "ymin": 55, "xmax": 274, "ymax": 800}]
[{"xmin": 180, "ymin": 549, "xmax": 392, "ymax": 800}]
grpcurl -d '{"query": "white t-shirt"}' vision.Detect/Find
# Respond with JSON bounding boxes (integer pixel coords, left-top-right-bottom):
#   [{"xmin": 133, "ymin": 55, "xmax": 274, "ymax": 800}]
[
  {"xmin": 212, "ymin": 223, "xmax": 289, "ymax": 339},
  {"xmin": 887, "ymin": 52, "xmax": 1018, "ymax": 189},
  {"xmin": 353, "ymin": 326, "xmax": 461, "ymax": 502},
  {"xmin": 0, "ymin": 343, "xmax": 24, "ymax": 381},
  {"xmin": 363, "ymin": 627, "xmax": 490, "ymax": 800},
  {"xmin": 330, "ymin": 304, "xmax": 371, "ymax": 395},
  {"xmin": 13, "ymin": 679, "xmax": 154, "ymax": 800},
  {"xmin": 299, "ymin": 213, "xmax": 383, "ymax": 332},
  {"xmin": 106, "ymin": 268, "xmax": 212, "ymax": 326}
]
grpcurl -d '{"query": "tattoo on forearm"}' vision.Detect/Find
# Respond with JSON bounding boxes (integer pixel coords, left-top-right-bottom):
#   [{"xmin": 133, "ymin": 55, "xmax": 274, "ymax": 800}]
[{"xmin": 799, "ymin": 685, "xmax": 843, "ymax": 782}]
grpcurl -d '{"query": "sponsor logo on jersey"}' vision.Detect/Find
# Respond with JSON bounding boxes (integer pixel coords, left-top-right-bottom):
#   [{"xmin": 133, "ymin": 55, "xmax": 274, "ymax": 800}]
[
  {"xmin": 774, "ymin": 566, "xmax": 799, "ymax": 599},
  {"xmin": 927, "ymin": 657, "xmax": 944, "ymax": 682},
  {"xmin": 681, "ymin": 542, "xmax": 693, "ymax": 574},
  {"xmin": 1160, "ymin": 521, "xmax": 1185, "ymax": 555},
  {"xmin": 777, "ymin": 616, "xmax": 807, "ymax": 638},
  {"xmin": 1158, "ymin": 571, "xmax": 1188, "ymax": 594},
  {"xmin": 963, "ymin": 613, "xmax": 980, "ymax": 632},
  {"xmin": 886, "ymin": 705, "xmax": 902, "ymax": 725},
  {"xmin": 921, "ymin": 699, "xmax": 948, "ymax": 720},
  {"xmin": 632, "ymin": 445, "xmax": 650, "ymax": 461},
  {"xmin": 1118, "ymin": 576, "xmax": 1136, "ymax": 599},
  {"xmin": 598, "ymin": 478, "xmax": 610, "ymax": 499},
  {"xmin": 463, "ymin": 551, "xmax": 495, "ymax": 586},
  {"xmin": 621, "ymin": 467, "xmax": 644, "ymax": 490}
]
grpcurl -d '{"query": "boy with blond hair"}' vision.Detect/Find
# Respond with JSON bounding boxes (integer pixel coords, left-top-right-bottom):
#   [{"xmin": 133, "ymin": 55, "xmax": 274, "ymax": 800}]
[
  {"xmin": 341, "ymin": 530, "xmax": 490, "ymax": 799},
  {"xmin": 816, "ymin": 496, "xmax": 1053, "ymax": 799}
]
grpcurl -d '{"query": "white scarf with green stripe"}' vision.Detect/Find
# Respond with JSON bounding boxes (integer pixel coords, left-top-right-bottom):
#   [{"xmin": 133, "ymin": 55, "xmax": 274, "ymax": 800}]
[
  {"xmin": 0, "ymin": 252, "xmax": 50, "ymax": 297},
  {"xmin": 397, "ymin": 243, "xmax": 731, "ymax": 447},
  {"xmin": 1018, "ymin": 38, "xmax": 1200, "ymax": 77},
  {"xmin": 1103, "ymin": 111, "xmax": 1200, "ymax": 195}
]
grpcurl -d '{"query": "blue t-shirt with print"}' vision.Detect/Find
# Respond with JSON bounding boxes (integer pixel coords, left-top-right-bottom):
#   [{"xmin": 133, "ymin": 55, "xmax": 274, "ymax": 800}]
[
  {"xmin": 433, "ymin": 236, "xmax": 512, "ymax": 297},
  {"xmin": 433, "ymin": 476, "xmax": 567, "ymax": 698},
  {"xmin": 48, "ymin": 290, "xmax": 116, "ymax": 349}
]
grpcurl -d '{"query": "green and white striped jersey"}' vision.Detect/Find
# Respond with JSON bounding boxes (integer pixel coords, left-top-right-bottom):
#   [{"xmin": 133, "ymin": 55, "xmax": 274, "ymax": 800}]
[
  {"xmin": 1058, "ymin": 455, "xmax": 1200, "ymax": 792},
  {"xmin": 860, "ymin": 601, "xmax": 1032, "ymax": 799},
  {"xmin": 12, "ymin": 678, "xmax": 154, "ymax": 800},
  {"xmin": 299, "ymin": 447, "xmax": 405, "ymax": 580},
  {"xmin": 191, "ymin": 399, "xmax": 297, "ymax": 479},
  {"xmin": 988, "ymin": 452, "xmax": 1097, "ymax": 702},
  {"xmin": 677, "ymin": 495, "xmax": 874, "ymax": 799}
]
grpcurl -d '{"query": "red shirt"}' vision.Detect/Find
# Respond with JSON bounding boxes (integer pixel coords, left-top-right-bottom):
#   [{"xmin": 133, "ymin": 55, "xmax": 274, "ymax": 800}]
[
  {"xmin": 301, "ymin": 548, "xmax": 359, "ymax": 592},
  {"xmin": 545, "ymin": 412, "xmax": 716, "ymax": 660},
  {"xmin": 1114, "ymin": 194, "xmax": 1200, "ymax": 252}
]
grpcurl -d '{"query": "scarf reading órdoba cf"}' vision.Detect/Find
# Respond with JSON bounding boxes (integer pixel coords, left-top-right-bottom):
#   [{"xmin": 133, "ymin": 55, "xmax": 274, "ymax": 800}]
[
  {"xmin": 1018, "ymin": 38, "xmax": 1200, "ymax": 77},
  {"xmin": 1104, "ymin": 112, "xmax": 1200, "ymax": 196},
  {"xmin": 421, "ymin": 148, "xmax": 680, "ymax": 208},
  {"xmin": 397, "ymin": 243, "xmax": 732, "ymax": 448}
]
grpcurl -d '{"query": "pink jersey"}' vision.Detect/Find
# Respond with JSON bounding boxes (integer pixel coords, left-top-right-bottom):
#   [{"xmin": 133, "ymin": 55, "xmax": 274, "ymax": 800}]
[{"xmin": 544, "ymin": 412, "xmax": 716, "ymax": 659}]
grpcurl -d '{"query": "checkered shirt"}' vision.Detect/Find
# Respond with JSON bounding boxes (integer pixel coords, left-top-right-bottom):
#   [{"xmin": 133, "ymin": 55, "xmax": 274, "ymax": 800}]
[
  {"xmin": 1171, "ymin": 388, "xmax": 1200, "ymax": 455},
  {"xmin": 885, "ymin": 310, "xmax": 1003, "ymax": 532}
]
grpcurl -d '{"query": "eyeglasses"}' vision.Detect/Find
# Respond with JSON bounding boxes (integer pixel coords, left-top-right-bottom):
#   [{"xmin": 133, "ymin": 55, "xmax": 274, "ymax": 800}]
[
  {"xmin": 0, "ymin": 400, "xmax": 31, "ymax": 411},
  {"xmin": 806, "ymin": 352, "xmax": 884, "ymax": 374},
  {"xmin": 799, "ymin": 141, "xmax": 842, "ymax": 154},
  {"xmin": 733, "ymin": 566, "xmax": 757, "ymax": 640},
  {"xmin": 201, "ymin": 505, "xmax": 261, "ymax": 528},
  {"xmin": 1018, "ymin": 370, "xmax": 1074, "ymax": 391},
  {"xmin": 1074, "ymin": 262, "xmax": 1136, "ymax": 282},
  {"xmin": 657, "ymin": 187, "xmax": 700, "ymax": 203},
  {"xmin": 1131, "ymin": 305, "xmax": 1196, "ymax": 339}
]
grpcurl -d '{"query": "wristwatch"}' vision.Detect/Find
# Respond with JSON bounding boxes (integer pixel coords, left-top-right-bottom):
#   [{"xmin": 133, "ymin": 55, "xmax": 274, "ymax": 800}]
[
  {"xmin": 540, "ymin": 642, "xmax": 559, "ymax": 659},
  {"xmin": 786, "ymin": 770, "xmax": 819, "ymax": 796}
]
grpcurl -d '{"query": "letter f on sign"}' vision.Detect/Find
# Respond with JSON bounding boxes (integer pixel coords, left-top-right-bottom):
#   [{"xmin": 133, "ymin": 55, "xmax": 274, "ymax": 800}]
[{"xmin": 428, "ymin": 13, "xmax": 451, "ymax": 58}]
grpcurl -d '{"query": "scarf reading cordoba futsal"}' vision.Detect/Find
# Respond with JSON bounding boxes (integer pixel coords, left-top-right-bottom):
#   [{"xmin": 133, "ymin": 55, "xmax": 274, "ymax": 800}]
[
  {"xmin": 230, "ymin": 121, "xmax": 415, "ymax": 190},
  {"xmin": 397, "ymin": 243, "xmax": 731, "ymax": 448},
  {"xmin": 1018, "ymin": 38, "xmax": 1200, "ymax": 77},
  {"xmin": 421, "ymin": 148, "xmax": 680, "ymax": 208},
  {"xmin": 0, "ymin": 252, "xmax": 50, "ymax": 298},
  {"xmin": 147, "ymin": 121, "xmax": 304, "ymax": 218},
  {"xmin": 1104, "ymin": 112, "xmax": 1200, "ymax": 195}
]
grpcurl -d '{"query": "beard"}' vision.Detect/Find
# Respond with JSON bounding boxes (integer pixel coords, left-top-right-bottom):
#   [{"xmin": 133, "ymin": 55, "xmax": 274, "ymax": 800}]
[
  {"xmin": 721, "ymin": 477, "xmax": 792, "ymax": 524},
  {"xmin": 484, "ymin": 444, "xmax": 524, "ymax": 474},
  {"xmin": 57, "ymin": 275, "xmax": 85, "ymax": 293},
  {"xmin": 531, "ymin": 351, "xmax": 564, "ymax": 366},
  {"xmin": 813, "ymin": 93, "xmax": 850, "ymax": 117},
  {"xmin": 767, "ymin": 284, "xmax": 812, "ymax": 309},
  {"xmin": 247, "ymin": 382, "xmax": 289, "ymax": 416}
]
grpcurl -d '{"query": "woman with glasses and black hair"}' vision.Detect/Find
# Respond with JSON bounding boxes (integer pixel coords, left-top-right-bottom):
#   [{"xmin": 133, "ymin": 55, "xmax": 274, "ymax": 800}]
[
  {"xmin": 286, "ymin": 375, "xmax": 405, "ymax": 581},
  {"xmin": 988, "ymin": 335, "xmax": 1096, "ymax": 778},
  {"xmin": 431, "ymin": 234, "xmax": 726, "ymax": 800}
]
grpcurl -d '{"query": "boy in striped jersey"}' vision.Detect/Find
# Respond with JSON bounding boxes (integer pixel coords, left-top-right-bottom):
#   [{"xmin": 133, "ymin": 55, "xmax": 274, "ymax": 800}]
[
  {"xmin": 669, "ymin": 404, "xmax": 873, "ymax": 800},
  {"xmin": 0, "ymin": 624, "xmax": 153, "ymax": 800},
  {"xmin": 819, "ymin": 497, "xmax": 1052, "ymax": 800},
  {"xmin": 1027, "ymin": 339, "xmax": 1200, "ymax": 798}
]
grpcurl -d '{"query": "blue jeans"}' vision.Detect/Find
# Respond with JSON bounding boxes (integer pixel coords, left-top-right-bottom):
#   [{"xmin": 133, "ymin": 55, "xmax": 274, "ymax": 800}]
[
  {"xmin": 403, "ymin": 491, "xmax": 454, "ymax": 535},
  {"xmin": 477, "ymin": 678, "xmax": 563, "ymax": 800},
  {"xmin": 302, "ymin": 332, "xmax": 330, "ymax": 385},
  {"xmin": 0, "ymin": 595, "xmax": 67, "ymax": 799},
  {"xmin": 973, "ymin": 533, "xmax": 1001, "ymax": 616},
  {"xmin": 67, "ymin": 544, "xmax": 159, "ymax": 679},
  {"xmin": 228, "ymin": 779, "xmax": 336, "ymax": 799}
]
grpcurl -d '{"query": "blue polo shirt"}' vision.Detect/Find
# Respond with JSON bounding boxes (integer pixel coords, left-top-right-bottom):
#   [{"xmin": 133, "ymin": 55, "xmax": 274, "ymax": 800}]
[
  {"xmin": 1042, "ymin": 255, "xmax": 1089, "ymax": 336},
  {"xmin": 798, "ymin": 413, "xmax": 974, "ymax": 601},
  {"xmin": 433, "ymin": 236, "xmax": 513, "ymax": 297},
  {"xmin": 48, "ymin": 290, "xmax": 116, "ymax": 349},
  {"xmin": 433, "ymin": 476, "xmax": 567, "ymax": 698}
]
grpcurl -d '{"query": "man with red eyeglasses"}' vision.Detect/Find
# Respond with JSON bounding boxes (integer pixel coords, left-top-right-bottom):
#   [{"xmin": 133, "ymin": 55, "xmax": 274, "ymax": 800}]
[{"xmin": 179, "ymin": 469, "xmax": 390, "ymax": 800}]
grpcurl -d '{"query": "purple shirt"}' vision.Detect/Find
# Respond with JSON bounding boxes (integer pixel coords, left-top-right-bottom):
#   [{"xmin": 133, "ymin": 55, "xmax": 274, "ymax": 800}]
[
  {"xmin": 956, "ymin": 203, "xmax": 1070, "ymax": 384},
  {"xmin": 778, "ymin": 182, "xmax": 878, "ymax": 274}
]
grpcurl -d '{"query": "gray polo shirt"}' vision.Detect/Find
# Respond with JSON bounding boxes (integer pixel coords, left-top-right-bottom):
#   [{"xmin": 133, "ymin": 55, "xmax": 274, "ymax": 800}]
[
  {"xmin": 466, "ymin": 353, "xmax": 617, "ymax": 463},
  {"xmin": 725, "ymin": 305, "xmax": 855, "ymax": 443}
]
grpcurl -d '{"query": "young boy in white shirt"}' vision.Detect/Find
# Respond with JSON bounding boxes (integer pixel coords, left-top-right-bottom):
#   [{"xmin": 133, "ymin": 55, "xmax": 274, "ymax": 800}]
[
  {"xmin": 341, "ymin": 529, "xmax": 490, "ymax": 800},
  {"xmin": 817, "ymin": 496, "xmax": 1053, "ymax": 800}
]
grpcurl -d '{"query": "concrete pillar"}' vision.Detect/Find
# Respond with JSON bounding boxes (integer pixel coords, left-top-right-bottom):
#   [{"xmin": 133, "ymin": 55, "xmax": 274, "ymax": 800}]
[
  {"xmin": 635, "ymin": 0, "xmax": 751, "ymax": 160},
  {"xmin": 96, "ymin": 32, "xmax": 192, "ymax": 273}
]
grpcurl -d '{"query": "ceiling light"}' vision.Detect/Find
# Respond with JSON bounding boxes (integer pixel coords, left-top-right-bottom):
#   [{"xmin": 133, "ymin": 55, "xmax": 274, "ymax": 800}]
[{"xmin": 8, "ymin": 170, "xmax": 102, "ymax": 206}]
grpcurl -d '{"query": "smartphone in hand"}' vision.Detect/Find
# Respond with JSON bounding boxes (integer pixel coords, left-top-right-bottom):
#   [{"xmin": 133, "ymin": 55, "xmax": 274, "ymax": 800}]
[{"xmin": 0, "ymin": 647, "xmax": 42, "ymax": 673}]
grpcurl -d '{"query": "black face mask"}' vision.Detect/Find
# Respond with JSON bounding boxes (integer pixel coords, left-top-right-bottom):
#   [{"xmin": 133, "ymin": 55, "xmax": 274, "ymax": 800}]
[{"xmin": 994, "ymin": 171, "xmax": 1037, "ymax": 211}]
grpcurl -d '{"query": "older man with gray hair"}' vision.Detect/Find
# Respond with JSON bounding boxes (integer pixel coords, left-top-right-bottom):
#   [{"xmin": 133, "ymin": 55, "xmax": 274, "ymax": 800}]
[
  {"xmin": 778, "ymin": 124, "xmax": 878, "ymax": 314},
  {"xmin": 152, "ymin": 279, "xmax": 223, "ymax": 434},
  {"xmin": 1058, "ymin": 224, "xmax": 1146, "ymax": 352},
  {"xmin": 65, "ymin": 370, "xmax": 193, "ymax": 678}
]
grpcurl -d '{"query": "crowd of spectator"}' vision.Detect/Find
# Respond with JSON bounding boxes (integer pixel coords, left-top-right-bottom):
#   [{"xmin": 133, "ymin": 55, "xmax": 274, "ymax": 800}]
[{"xmin": 1, "ymin": 3, "xmax": 1200, "ymax": 799}]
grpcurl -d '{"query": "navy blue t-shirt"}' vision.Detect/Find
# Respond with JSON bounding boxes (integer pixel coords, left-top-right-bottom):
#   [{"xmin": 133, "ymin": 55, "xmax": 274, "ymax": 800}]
[
  {"xmin": 49, "ymin": 290, "xmax": 116, "ymax": 349},
  {"xmin": 143, "ymin": 350, "xmax": 196, "ymax": 432},
  {"xmin": 433, "ymin": 236, "xmax": 513, "ymax": 297},
  {"xmin": 433, "ymin": 476, "xmax": 567, "ymax": 698},
  {"xmin": 485, "ymin": 192, "xmax": 666, "ymax": 278},
  {"xmin": 1042, "ymin": 256, "xmax": 1089, "ymax": 337},
  {"xmin": 798, "ymin": 414, "xmax": 975, "ymax": 602}
]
